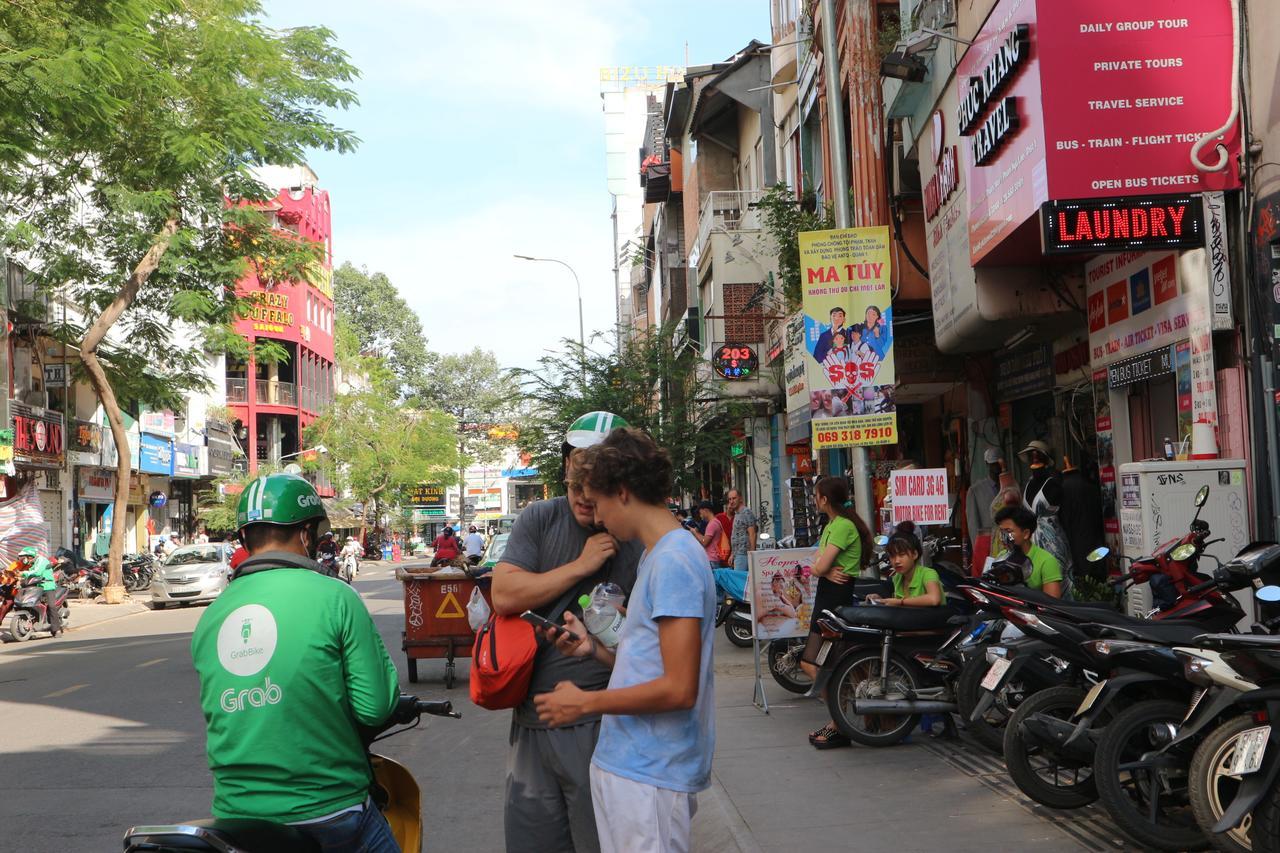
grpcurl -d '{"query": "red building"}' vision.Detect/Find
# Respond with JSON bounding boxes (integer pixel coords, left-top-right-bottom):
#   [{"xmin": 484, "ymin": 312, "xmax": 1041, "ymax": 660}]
[{"xmin": 227, "ymin": 168, "xmax": 335, "ymax": 494}]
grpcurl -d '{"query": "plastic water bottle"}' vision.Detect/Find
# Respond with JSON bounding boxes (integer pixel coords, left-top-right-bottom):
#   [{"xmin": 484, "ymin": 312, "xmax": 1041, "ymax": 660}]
[{"xmin": 579, "ymin": 582, "xmax": 625, "ymax": 649}]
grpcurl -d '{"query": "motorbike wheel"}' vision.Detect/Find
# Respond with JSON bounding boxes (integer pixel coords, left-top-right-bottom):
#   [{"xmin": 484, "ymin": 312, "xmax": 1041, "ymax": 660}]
[
  {"xmin": 1188, "ymin": 714, "xmax": 1258, "ymax": 853},
  {"xmin": 58, "ymin": 605, "xmax": 69, "ymax": 626},
  {"xmin": 1250, "ymin": 779, "xmax": 1280, "ymax": 853},
  {"xmin": 8, "ymin": 611, "xmax": 34, "ymax": 642},
  {"xmin": 767, "ymin": 639, "xmax": 812, "ymax": 694},
  {"xmin": 122, "ymin": 572, "xmax": 138, "ymax": 592},
  {"xmin": 956, "ymin": 655, "xmax": 1014, "ymax": 755},
  {"xmin": 1003, "ymin": 685, "xmax": 1099, "ymax": 809},
  {"xmin": 724, "ymin": 618, "xmax": 754, "ymax": 648},
  {"xmin": 1093, "ymin": 699, "xmax": 1208, "ymax": 851},
  {"xmin": 827, "ymin": 650, "xmax": 921, "ymax": 747}
]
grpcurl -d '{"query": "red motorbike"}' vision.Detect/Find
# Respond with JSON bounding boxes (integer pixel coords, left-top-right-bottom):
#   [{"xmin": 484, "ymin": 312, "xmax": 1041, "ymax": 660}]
[{"xmin": 4, "ymin": 575, "xmax": 69, "ymax": 642}]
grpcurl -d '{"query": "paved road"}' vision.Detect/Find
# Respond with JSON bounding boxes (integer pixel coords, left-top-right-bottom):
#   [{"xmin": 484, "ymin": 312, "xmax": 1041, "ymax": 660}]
[{"xmin": 0, "ymin": 564, "xmax": 1103, "ymax": 852}]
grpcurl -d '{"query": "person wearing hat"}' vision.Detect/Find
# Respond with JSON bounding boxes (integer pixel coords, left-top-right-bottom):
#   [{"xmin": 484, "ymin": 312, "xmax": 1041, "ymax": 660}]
[
  {"xmin": 189, "ymin": 473, "xmax": 401, "ymax": 849},
  {"xmin": 1018, "ymin": 440, "xmax": 1074, "ymax": 586},
  {"xmin": 17, "ymin": 545, "xmax": 62, "ymax": 637},
  {"xmin": 966, "ymin": 448, "xmax": 1004, "ymax": 551},
  {"xmin": 429, "ymin": 525, "xmax": 461, "ymax": 566},
  {"xmin": 491, "ymin": 412, "xmax": 644, "ymax": 853}
]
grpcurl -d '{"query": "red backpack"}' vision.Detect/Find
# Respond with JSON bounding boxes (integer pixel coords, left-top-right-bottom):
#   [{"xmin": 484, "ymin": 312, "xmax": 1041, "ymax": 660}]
[{"xmin": 469, "ymin": 613, "xmax": 539, "ymax": 710}]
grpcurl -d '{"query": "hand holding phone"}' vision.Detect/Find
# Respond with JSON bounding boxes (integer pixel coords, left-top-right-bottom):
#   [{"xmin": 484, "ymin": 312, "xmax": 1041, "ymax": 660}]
[{"xmin": 521, "ymin": 610, "xmax": 566, "ymax": 638}]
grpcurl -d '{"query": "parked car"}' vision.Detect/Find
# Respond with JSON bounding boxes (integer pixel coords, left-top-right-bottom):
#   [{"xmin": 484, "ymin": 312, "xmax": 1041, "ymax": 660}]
[
  {"xmin": 479, "ymin": 534, "xmax": 510, "ymax": 571},
  {"xmin": 149, "ymin": 544, "xmax": 233, "ymax": 609}
]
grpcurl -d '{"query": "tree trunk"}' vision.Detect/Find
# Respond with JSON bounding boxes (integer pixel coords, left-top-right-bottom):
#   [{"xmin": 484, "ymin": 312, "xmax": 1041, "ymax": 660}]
[{"xmin": 79, "ymin": 219, "xmax": 179, "ymax": 599}]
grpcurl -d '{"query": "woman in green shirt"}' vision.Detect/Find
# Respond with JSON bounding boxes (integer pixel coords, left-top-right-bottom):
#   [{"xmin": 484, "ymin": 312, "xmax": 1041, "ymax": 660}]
[
  {"xmin": 803, "ymin": 477, "xmax": 873, "ymax": 749},
  {"xmin": 867, "ymin": 529, "xmax": 944, "ymax": 607}
]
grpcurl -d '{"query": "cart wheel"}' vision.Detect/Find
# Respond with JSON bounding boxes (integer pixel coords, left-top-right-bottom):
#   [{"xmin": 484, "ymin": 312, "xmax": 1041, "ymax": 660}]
[
  {"xmin": 445, "ymin": 661, "xmax": 456, "ymax": 689},
  {"xmin": 407, "ymin": 657, "xmax": 418, "ymax": 683}
]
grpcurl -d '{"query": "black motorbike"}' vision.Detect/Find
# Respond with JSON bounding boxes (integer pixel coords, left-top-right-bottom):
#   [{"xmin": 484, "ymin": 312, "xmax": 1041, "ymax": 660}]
[{"xmin": 6, "ymin": 576, "xmax": 70, "ymax": 641}]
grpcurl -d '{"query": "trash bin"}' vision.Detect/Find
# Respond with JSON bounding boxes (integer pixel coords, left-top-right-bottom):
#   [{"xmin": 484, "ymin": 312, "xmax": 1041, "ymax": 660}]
[{"xmin": 398, "ymin": 567, "xmax": 491, "ymax": 687}]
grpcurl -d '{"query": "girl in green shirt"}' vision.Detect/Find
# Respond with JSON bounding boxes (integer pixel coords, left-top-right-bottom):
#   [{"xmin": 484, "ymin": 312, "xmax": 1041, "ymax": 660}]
[{"xmin": 868, "ymin": 529, "xmax": 943, "ymax": 607}]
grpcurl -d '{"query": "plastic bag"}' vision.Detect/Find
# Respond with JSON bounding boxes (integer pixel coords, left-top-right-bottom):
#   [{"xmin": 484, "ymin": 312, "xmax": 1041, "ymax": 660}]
[{"xmin": 467, "ymin": 586, "xmax": 491, "ymax": 632}]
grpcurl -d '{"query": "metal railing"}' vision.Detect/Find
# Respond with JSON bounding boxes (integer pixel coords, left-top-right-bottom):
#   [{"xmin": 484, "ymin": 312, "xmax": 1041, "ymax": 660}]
[
  {"xmin": 255, "ymin": 380, "xmax": 296, "ymax": 406},
  {"xmin": 226, "ymin": 378, "xmax": 248, "ymax": 404},
  {"xmin": 695, "ymin": 190, "xmax": 765, "ymax": 257}
]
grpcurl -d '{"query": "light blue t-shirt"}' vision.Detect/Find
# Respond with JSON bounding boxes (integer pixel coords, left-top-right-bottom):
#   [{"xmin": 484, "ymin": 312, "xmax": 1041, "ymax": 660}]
[{"xmin": 592, "ymin": 528, "xmax": 717, "ymax": 793}]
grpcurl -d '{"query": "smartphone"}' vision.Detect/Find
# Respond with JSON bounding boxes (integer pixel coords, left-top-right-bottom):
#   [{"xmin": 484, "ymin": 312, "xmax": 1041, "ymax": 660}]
[{"xmin": 520, "ymin": 610, "xmax": 565, "ymax": 637}]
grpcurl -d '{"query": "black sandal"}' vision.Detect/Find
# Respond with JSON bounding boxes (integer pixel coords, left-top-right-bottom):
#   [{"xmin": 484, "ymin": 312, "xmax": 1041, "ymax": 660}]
[{"xmin": 811, "ymin": 724, "xmax": 851, "ymax": 750}]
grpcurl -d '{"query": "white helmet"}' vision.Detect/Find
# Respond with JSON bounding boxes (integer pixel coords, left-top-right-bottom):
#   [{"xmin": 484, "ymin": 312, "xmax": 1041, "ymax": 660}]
[{"xmin": 565, "ymin": 411, "xmax": 629, "ymax": 448}]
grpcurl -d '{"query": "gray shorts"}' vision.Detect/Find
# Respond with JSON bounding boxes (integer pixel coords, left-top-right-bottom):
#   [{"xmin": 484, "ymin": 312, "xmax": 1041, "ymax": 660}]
[{"xmin": 505, "ymin": 720, "xmax": 601, "ymax": 853}]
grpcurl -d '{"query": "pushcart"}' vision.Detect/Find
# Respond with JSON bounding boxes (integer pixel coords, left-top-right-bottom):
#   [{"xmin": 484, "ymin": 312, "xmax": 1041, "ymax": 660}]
[{"xmin": 397, "ymin": 567, "xmax": 491, "ymax": 688}]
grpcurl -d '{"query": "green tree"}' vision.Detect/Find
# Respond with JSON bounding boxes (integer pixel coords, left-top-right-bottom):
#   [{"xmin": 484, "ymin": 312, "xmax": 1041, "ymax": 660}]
[
  {"xmin": 0, "ymin": 1, "xmax": 358, "ymax": 595},
  {"xmin": 304, "ymin": 392, "xmax": 459, "ymax": 537},
  {"xmin": 332, "ymin": 262, "xmax": 434, "ymax": 394},
  {"xmin": 513, "ymin": 328, "xmax": 748, "ymax": 499},
  {"xmin": 418, "ymin": 349, "xmax": 518, "ymax": 521},
  {"xmin": 757, "ymin": 182, "xmax": 834, "ymax": 307}
]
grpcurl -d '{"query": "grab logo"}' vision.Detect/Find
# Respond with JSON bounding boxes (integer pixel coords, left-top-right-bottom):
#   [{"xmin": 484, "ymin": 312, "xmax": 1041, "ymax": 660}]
[
  {"xmin": 220, "ymin": 677, "xmax": 283, "ymax": 713},
  {"xmin": 216, "ymin": 604, "xmax": 278, "ymax": 677},
  {"xmin": 297, "ymin": 494, "xmax": 323, "ymax": 508}
]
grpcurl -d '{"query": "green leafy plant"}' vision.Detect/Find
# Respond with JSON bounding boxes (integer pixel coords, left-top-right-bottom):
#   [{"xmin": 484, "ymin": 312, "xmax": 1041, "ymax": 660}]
[{"xmin": 756, "ymin": 182, "xmax": 834, "ymax": 308}]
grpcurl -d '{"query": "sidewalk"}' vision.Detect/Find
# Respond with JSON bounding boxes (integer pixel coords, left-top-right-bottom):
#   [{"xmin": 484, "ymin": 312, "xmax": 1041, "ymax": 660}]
[
  {"xmin": 693, "ymin": 641, "xmax": 1125, "ymax": 852},
  {"xmin": 66, "ymin": 597, "xmax": 148, "ymax": 632}
]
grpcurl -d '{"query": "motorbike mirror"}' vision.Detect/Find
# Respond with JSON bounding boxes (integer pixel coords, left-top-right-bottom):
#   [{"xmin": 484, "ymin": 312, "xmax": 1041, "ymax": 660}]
[
  {"xmin": 874, "ymin": 535, "xmax": 890, "ymax": 547},
  {"xmin": 1258, "ymin": 586, "xmax": 1280, "ymax": 603},
  {"xmin": 1170, "ymin": 543, "xmax": 1198, "ymax": 562},
  {"xmin": 1086, "ymin": 546, "xmax": 1110, "ymax": 563},
  {"xmin": 1195, "ymin": 485, "xmax": 1210, "ymax": 507}
]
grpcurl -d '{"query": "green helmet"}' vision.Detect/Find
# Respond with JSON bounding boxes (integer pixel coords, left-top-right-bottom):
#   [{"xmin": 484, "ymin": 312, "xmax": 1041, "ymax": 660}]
[
  {"xmin": 18, "ymin": 546, "xmax": 38, "ymax": 558},
  {"xmin": 236, "ymin": 472, "xmax": 330, "ymax": 536},
  {"xmin": 565, "ymin": 411, "xmax": 628, "ymax": 448}
]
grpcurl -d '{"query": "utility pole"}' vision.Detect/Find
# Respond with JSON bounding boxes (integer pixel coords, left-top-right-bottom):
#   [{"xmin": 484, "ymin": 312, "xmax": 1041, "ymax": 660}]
[{"xmin": 819, "ymin": 0, "xmax": 874, "ymax": 523}]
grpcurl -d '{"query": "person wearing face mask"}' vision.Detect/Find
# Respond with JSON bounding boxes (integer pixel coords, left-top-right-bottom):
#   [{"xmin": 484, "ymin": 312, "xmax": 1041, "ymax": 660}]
[{"xmin": 189, "ymin": 473, "xmax": 401, "ymax": 850}]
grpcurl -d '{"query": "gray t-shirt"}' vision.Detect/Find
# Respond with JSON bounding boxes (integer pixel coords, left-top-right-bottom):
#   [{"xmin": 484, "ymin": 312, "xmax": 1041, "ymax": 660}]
[
  {"xmin": 731, "ymin": 507, "xmax": 758, "ymax": 556},
  {"xmin": 500, "ymin": 496, "xmax": 642, "ymax": 728}
]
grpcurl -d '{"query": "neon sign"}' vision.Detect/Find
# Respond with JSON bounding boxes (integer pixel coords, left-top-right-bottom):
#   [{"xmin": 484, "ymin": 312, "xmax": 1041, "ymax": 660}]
[
  {"xmin": 1040, "ymin": 194, "xmax": 1204, "ymax": 254},
  {"xmin": 713, "ymin": 345, "xmax": 758, "ymax": 380}
]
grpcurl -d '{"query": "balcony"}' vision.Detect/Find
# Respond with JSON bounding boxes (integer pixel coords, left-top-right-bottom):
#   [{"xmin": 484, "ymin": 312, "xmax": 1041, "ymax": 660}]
[
  {"xmin": 694, "ymin": 190, "xmax": 764, "ymax": 264},
  {"xmin": 226, "ymin": 378, "xmax": 248, "ymax": 404},
  {"xmin": 256, "ymin": 379, "xmax": 297, "ymax": 407}
]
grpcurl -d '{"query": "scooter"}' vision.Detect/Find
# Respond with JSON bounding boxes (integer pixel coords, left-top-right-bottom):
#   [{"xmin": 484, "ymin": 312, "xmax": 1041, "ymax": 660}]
[
  {"xmin": 123, "ymin": 695, "xmax": 460, "ymax": 853},
  {"xmin": 6, "ymin": 576, "xmax": 70, "ymax": 641}
]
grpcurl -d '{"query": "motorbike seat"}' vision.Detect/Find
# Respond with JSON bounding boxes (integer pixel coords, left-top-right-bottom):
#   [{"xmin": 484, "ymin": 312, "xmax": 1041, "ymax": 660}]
[
  {"xmin": 1016, "ymin": 587, "xmax": 1115, "ymax": 611},
  {"xmin": 1192, "ymin": 633, "xmax": 1280, "ymax": 651},
  {"xmin": 835, "ymin": 604, "xmax": 958, "ymax": 632},
  {"xmin": 124, "ymin": 819, "xmax": 320, "ymax": 852},
  {"xmin": 1086, "ymin": 619, "xmax": 1209, "ymax": 645}
]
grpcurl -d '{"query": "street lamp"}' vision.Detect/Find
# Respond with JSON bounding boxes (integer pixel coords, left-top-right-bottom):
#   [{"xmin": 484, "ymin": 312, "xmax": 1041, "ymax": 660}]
[
  {"xmin": 280, "ymin": 444, "xmax": 327, "ymax": 463},
  {"xmin": 514, "ymin": 254, "xmax": 587, "ymax": 385}
]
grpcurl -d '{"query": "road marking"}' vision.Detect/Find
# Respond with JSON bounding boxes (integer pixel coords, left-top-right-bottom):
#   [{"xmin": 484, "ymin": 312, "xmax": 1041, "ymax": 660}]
[
  {"xmin": 44, "ymin": 683, "xmax": 88, "ymax": 698},
  {"xmin": 135, "ymin": 657, "xmax": 168, "ymax": 668}
]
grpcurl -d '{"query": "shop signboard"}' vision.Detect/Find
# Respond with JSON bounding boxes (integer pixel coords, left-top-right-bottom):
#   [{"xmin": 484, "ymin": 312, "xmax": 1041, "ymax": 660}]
[
  {"xmin": 140, "ymin": 410, "xmax": 175, "ymax": 436},
  {"xmin": 206, "ymin": 419, "xmax": 236, "ymax": 476},
  {"xmin": 1203, "ymin": 191, "xmax": 1233, "ymax": 331},
  {"xmin": 994, "ymin": 344, "xmax": 1053, "ymax": 402},
  {"xmin": 1092, "ymin": 367, "xmax": 1119, "ymax": 534},
  {"xmin": 69, "ymin": 420, "xmax": 102, "ymax": 455},
  {"xmin": 748, "ymin": 548, "xmax": 816, "ymax": 641},
  {"xmin": 783, "ymin": 311, "xmax": 810, "ymax": 444},
  {"xmin": 799, "ymin": 227, "xmax": 897, "ymax": 450},
  {"xmin": 1085, "ymin": 250, "xmax": 1189, "ymax": 368},
  {"xmin": 139, "ymin": 433, "xmax": 173, "ymax": 476},
  {"xmin": 78, "ymin": 468, "xmax": 116, "ymax": 502},
  {"xmin": 1107, "ymin": 346, "xmax": 1175, "ymax": 389},
  {"xmin": 407, "ymin": 483, "xmax": 446, "ymax": 509},
  {"xmin": 1041, "ymin": 195, "xmax": 1205, "ymax": 255},
  {"xmin": 173, "ymin": 443, "xmax": 202, "ymax": 478},
  {"xmin": 12, "ymin": 404, "xmax": 65, "ymax": 468},
  {"xmin": 960, "ymin": 0, "xmax": 1240, "ymax": 265},
  {"xmin": 889, "ymin": 469, "xmax": 951, "ymax": 526}
]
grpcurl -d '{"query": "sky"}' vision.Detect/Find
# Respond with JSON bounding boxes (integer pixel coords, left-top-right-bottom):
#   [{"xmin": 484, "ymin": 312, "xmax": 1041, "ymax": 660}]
[{"xmin": 265, "ymin": 0, "xmax": 769, "ymax": 368}]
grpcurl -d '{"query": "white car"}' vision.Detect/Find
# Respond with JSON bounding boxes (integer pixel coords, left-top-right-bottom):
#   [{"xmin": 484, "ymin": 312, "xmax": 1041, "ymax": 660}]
[{"xmin": 150, "ymin": 544, "xmax": 233, "ymax": 609}]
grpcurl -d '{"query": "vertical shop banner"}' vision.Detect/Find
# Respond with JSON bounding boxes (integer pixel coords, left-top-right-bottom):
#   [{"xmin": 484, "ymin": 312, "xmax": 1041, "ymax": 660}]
[
  {"xmin": 1093, "ymin": 367, "xmax": 1119, "ymax": 534},
  {"xmin": 748, "ymin": 548, "xmax": 816, "ymax": 641},
  {"xmin": 889, "ymin": 469, "xmax": 951, "ymax": 526},
  {"xmin": 799, "ymin": 227, "xmax": 898, "ymax": 450}
]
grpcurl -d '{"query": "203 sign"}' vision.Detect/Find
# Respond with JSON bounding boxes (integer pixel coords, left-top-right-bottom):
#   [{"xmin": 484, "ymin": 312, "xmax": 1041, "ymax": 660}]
[{"xmin": 713, "ymin": 344, "xmax": 759, "ymax": 380}]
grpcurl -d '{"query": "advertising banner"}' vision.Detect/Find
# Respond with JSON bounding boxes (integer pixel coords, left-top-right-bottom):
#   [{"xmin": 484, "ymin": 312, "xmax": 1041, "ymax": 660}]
[
  {"xmin": 890, "ymin": 469, "xmax": 951, "ymax": 526},
  {"xmin": 173, "ymin": 443, "xmax": 202, "ymax": 478},
  {"xmin": 78, "ymin": 468, "xmax": 116, "ymax": 502},
  {"xmin": 1086, "ymin": 250, "xmax": 1189, "ymax": 368},
  {"xmin": 407, "ymin": 483, "xmax": 446, "ymax": 509},
  {"xmin": 799, "ymin": 227, "xmax": 897, "ymax": 450},
  {"xmin": 748, "ymin": 548, "xmax": 816, "ymax": 641},
  {"xmin": 138, "ymin": 433, "xmax": 173, "ymax": 476}
]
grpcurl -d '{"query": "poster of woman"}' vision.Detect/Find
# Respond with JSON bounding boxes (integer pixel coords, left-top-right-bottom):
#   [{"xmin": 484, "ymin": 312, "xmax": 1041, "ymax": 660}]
[{"xmin": 749, "ymin": 549, "xmax": 817, "ymax": 640}]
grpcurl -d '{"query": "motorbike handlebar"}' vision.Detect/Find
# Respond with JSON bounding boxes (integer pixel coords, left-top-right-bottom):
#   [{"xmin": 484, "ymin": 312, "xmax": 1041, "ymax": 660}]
[
  {"xmin": 415, "ymin": 699, "xmax": 461, "ymax": 719},
  {"xmin": 1186, "ymin": 577, "xmax": 1219, "ymax": 596}
]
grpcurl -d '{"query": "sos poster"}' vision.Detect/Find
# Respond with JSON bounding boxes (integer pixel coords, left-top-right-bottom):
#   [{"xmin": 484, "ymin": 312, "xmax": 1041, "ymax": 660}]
[{"xmin": 799, "ymin": 226, "xmax": 897, "ymax": 450}]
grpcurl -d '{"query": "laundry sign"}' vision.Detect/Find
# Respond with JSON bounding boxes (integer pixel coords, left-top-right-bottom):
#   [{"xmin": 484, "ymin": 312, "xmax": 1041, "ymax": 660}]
[{"xmin": 890, "ymin": 468, "xmax": 951, "ymax": 526}]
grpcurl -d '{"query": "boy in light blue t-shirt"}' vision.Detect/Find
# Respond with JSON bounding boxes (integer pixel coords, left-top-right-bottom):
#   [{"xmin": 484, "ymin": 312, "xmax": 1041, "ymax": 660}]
[{"xmin": 535, "ymin": 428, "xmax": 716, "ymax": 853}]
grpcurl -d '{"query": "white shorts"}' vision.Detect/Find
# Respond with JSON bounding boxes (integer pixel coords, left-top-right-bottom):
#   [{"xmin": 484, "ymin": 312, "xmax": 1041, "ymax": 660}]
[{"xmin": 589, "ymin": 764, "xmax": 698, "ymax": 853}]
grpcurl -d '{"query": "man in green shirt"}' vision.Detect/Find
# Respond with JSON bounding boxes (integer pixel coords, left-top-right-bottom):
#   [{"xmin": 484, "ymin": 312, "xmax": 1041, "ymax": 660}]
[
  {"xmin": 17, "ymin": 546, "xmax": 62, "ymax": 636},
  {"xmin": 190, "ymin": 473, "xmax": 400, "ymax": 850},
  {"xmin": 994, "ymin": 506, "xmax": 1064, "ymax": 597}
]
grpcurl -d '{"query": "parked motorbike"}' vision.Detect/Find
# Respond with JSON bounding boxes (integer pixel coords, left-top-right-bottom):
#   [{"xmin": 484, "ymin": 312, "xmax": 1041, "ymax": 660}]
[
  {"xmin": 5, "ymin": 575, "xmax": 70, "ymax": 641},
  {"xmin": 123, "ymin": 694, "xmax": 460, "ymax": 853}
]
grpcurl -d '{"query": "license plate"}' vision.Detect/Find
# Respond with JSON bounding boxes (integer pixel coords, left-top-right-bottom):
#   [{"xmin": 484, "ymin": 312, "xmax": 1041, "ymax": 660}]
[
  {"xmin": 980, "ymin": 657, "xmax": 1011, "ymax": 691},
  {"xmin": 815, "ymin": 641, "xmax": 833, "ymax": 666},
  {"xmin": 1229, "ymin": 726, "xmax": 1271, "ymax": 776},
  {"xmin": 1075, "ymin": 680, "xmax": 1108, "ymax": 717}
]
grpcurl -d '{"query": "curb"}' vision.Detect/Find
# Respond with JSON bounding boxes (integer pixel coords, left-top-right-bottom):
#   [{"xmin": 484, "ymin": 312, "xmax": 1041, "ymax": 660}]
[
  {"xmin": 65, "ymin": 600, "xmax": 149, "ymax": 633},
  {"xmin": 701, "ymin": 772, "xmax": 765, "ymax": 853}
]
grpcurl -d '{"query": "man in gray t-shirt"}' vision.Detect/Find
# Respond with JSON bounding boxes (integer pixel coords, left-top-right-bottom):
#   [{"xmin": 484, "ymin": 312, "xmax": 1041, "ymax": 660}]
[
  {"xmin": 726, "ymin": 488, "xmax": 758, "ymax": 572},
  {"xmin": 492, "ymin": 452, "xmax": 642, "ymax": 853}
]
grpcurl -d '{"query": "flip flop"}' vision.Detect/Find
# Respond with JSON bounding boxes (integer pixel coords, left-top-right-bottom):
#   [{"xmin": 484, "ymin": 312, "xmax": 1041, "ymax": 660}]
[
  {"xmin": 811, "ymin": 725, "xmax": 851, "ymax": 750},
  {"xmin": 808, "ymin": 724, "xmax": 833, "ymax": 744}
]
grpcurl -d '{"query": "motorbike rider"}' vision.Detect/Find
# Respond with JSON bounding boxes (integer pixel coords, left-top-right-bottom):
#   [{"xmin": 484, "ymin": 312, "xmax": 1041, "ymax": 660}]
[
  {"xmin": 463, "ymin": 525, "xmax": 486, "ymax": 566},
  {"xmin": 340, "ymin": 536, "xmax": 362, "ymax": 577},
  {"xmin": 430, "ymin": 526, "xmax": 460, "ymax": 567},
  {"xmin": 17, "ymin": 546, "xmax": 62, "ymax": 637},
  {"xmin": 189, "ymin": 473, "xmax": 400, "ymax": 850}
]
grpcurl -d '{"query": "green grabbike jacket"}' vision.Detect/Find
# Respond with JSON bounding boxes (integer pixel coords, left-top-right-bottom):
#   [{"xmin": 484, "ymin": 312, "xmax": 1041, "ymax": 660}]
[{"xmin": 190, "ymin": 552, "xmax": 400, "ymax": 821}]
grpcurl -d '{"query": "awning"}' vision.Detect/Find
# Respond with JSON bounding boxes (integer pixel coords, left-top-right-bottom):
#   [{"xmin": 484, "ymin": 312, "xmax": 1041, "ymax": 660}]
[{"xmin": 323, "ymin": 498, "xmax": 362, "ymax": 528}]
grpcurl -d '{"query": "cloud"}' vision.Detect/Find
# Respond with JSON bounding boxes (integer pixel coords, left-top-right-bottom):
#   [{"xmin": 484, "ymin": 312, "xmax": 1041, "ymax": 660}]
[{"xmin": 337, "ymin": 193, "xmax": 622, "ymax": 367}]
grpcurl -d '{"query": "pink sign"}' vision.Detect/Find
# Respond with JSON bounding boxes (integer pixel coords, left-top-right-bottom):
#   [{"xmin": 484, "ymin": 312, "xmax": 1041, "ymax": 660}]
[
  {"xmin": 961, "ymin": 0, "xmax": 1240, "ymax": 264},
  {"xmin": 1039, "ymin": 1, "xmax": 1241, "ymax": 199}
]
